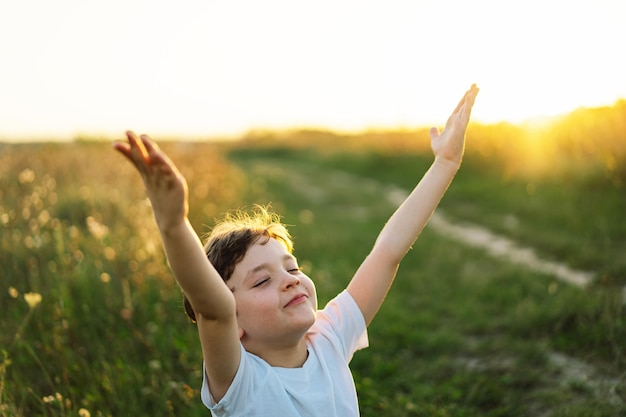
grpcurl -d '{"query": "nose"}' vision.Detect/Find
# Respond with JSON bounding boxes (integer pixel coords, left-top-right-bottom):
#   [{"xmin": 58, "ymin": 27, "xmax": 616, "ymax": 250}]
[{"xmin": 282, "ymin": 272, "xmax": 300, "ymax": 289}]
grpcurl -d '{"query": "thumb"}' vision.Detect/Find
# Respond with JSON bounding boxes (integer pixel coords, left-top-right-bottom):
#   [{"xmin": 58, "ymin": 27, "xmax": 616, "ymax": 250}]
[{"xmin": 429, "ymin": 127, "xmax": 440, "ymax": 141}]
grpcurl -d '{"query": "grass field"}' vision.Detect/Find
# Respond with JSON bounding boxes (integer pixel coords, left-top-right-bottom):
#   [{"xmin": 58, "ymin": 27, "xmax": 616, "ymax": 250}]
[{"xmin": 1, "ymin": 108, "xmax": 625, "ymax": 416}]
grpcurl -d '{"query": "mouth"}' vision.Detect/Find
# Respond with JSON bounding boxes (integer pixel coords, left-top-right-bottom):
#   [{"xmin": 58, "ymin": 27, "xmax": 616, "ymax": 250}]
[{"xmin": 284, "ymin": 293, "xmax": 308, "ymax": 308}]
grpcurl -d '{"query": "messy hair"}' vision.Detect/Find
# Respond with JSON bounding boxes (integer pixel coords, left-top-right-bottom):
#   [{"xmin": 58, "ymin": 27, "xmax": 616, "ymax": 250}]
[{"xmin": 183, "ymin": 205, "xmax": 293, "ymax": 322}]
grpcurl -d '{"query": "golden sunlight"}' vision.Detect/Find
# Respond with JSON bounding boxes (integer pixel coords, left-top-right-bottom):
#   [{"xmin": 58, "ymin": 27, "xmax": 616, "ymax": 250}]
[
  {"xmin": 0, "ymin": 0, "xmax": 624, "ymax": 140},
  {"xmin": 456, "ymin": 0, "xmax": 626, "ymax": 124}
]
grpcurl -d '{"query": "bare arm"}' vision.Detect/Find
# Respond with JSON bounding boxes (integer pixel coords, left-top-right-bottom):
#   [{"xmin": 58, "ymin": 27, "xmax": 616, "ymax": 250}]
[
  {"xmin": 114, "ymin": 132, "xmax": 240, "ymax": 401},
  {"xmin": 347, "ymin": 85, "xmax": 479, "ymax": 325}
]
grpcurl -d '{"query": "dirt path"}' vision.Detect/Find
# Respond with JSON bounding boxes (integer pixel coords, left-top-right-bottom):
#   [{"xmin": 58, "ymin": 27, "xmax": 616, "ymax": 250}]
[
  {"xmin": 266, "ymin": 161, "xmax": 611, "ymax": 293},
  {"xmin": 382, "ymin": 184, "xmax": 596, "ymax": 289},
  {"xmin": 319, "ymin": 167, "xmax": 626, "ymax": 303}
]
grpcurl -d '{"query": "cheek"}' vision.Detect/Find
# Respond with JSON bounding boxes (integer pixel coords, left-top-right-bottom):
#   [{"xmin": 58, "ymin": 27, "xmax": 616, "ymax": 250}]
[
  {"xmin": 234, "ymin": 292, "xmax": 274, "ymax": 319},
  {"xmin": 235, "ymin": 294, "xmax": 280, "ymax": 334},
  {"xmin": 303, "ymin": 277, "xmax": 318, "ymax": 310}
]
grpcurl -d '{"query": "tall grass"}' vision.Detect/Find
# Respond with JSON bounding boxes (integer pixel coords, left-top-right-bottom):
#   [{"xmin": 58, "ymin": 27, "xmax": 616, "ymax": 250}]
[
  {"xmin": 1, "ymin": 101, "xmax": 625, "ymax": 416},
  {"xmin": 1, "ymin": 142, "xmax": 241, "ymax": 416}
]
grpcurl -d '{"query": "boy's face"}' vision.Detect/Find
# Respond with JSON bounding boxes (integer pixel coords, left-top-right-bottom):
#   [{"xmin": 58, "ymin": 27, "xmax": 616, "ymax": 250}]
[{"xmin": 229, "ymin": 237, "xmax": 317, "ymax": 347}]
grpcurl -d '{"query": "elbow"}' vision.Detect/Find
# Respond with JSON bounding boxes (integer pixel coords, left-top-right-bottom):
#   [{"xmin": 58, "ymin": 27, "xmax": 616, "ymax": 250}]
[
  {"xmin": 371, "ymin": 240, "xmax": 404, "ymax": 267},
  {"xmin": 185, "ymin": 291, "xmax": 236, "ymax": 323}
]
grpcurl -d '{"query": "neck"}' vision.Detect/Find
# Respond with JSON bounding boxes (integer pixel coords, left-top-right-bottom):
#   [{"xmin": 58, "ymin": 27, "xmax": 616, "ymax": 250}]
[{"xmin": 245, "ymin": 337, "xmax": 309, "ymax": 368}]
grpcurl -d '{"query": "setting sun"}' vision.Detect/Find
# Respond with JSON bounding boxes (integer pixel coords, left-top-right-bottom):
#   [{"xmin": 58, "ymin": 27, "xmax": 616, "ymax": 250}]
[
  {"xmin": 1, "ymin": 0, "xmax": 625, "ymax": 140},
  {"xmin": 466, "ymin": 0, "xmax": 626, "ymax": 124}
]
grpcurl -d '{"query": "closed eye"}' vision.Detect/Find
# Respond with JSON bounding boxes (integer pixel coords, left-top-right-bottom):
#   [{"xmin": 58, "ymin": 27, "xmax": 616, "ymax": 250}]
[
  {"xmin": 252, "ymin": 278, "xmax": 270, "ymax": 288},
  {"xmin": 288, "ymin": 267, "xmax": 302, "ymax": 274}
]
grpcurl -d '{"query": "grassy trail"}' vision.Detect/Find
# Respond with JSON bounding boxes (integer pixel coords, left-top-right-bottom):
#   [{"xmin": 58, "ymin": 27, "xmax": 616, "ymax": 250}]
[{"xmin": 278, "ymin": 161, "xmax": 600, "ymax": 290}]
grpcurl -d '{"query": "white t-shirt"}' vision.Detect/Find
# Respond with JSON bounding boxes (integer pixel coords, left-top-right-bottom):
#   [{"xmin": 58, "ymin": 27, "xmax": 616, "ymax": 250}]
[{"xmin": 201, "ymin": 290, "xmax": 369, "ymax": 416}]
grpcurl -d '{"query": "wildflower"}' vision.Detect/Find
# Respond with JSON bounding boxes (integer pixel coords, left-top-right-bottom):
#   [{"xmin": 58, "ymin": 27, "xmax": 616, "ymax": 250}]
[
  {"xmin": 86, "ymin": 216, "xmax": 109, "ymax": 239},
  {"xmin": 103, "ymin": 247, "xmax": 116, "ymax": 261},
  {"xmin": 79, "ymin": 186, "xmax": 91, "ymax": 200},
  {"xmin": 38, "ymin": 209, "xmax": 50, "ymax": 226},
  {"xmin": 21, "ymin": 207, "xmax": 31, "ymax": 221},
  {"xmin": 78, "ymin": 408, "xmax": 91, "ymax": 417},
  {"xmin": 184, "ymin": 384, "xmax": 196, "ymax": 399},
  {"xmin": 73, "ymin": 250, "xmax": 84, "ymax": 262},
  {"xmin": 149, "ymin": 360, "xmax": 161, "ymax": 371},
  {"xmin": 23, "ymin": 292, "xmax": 42, "ymax": 309},
  {"xmin": 8, "ymin": 287, "xmax": 18, "ymax": 298},
  {"xmin": 18, "ymin": 169, "xmax": 35, "ymax": 184}
]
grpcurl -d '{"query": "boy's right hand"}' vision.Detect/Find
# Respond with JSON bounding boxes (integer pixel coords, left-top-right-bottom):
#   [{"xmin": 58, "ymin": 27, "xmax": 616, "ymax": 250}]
[{"xmin": 113, "ymin": 131, "xmax": 189, "ymax": 234}]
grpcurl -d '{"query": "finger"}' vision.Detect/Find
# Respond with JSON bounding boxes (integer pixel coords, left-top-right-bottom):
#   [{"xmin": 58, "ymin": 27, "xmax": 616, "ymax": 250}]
[
  {"xmin": 140, "ymin": 135, "xmax": 179, "ymax": 176},
  {"xmin": 112, "ymin": 140, "xmax": 130, "ymax": 156},
  {"xmin": 127, "ymin": 131, "xmax": 150, "ymax": 161},
  {"xmin": 448, "ymin": 84, "xmax": 479, "ymax": 127},
  {"xmin": 456, "ymin": 84, "xmax": 479, "ymax": 112},
  {"xmin": 451, "ymin": 86, "xmax": 472, "ymax": 117},
  {"xmin": 112, "ymin": 141, "xmax": 135, "ymax": 164},
  {"xmin": 125, "ymin": 131, "xmax": 153, "ymax": 175},
  {"xmin": 467, "ymin": 84, "xmax": 479, "ymax": 109},
  {"xmin": 139, "ymin": 134, "xmax": 159, "ymax": 151},
  {"xmin": 111, "ymin": 131, "xmax": 151, "ymax": 178},
  {"xmin": 444, "ymin": 92, "xmax": 469, "ymax": 129},
  {"xmin": 429, "ymin": 126, "xmax": 440, "ymax": 141},
  {"xmin": 113, "ymin": 138, "xmax": 149, "ymax": 173},
  {"xmin": 140, "ymin": 134, "xmax": 159, "ymax": 163},
  {"xmin": 460, "ymin": 85, "xmax": 479, "ymax": 122},
  {"xmin": 140, "ymin": 135, "xmax": 170, "ymax": 166}
]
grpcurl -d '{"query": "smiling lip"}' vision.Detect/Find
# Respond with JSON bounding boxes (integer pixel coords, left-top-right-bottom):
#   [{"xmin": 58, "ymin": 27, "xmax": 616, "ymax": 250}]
[{"xmin": 284, "ymin": 294, "xmax": 308, "ymax": 308}]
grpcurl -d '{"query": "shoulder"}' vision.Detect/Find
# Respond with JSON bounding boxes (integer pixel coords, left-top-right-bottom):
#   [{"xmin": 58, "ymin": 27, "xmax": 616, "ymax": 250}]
[
  {"xmin": 314, "ymin": 290, "xmax": 365, "ymax": 328},
  {"xmin": 201, "ymin": 344, "xmax": 276, "ymax": 413},
  {"xmin": 309, "ymin": 290, "xmax": 369, "ymax": 357}
]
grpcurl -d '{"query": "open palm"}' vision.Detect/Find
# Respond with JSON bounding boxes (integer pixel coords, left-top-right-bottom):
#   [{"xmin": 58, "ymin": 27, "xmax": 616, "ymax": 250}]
[{"xmin": 430, "ymin": 84, "xmax": 479, "ymax": 164}]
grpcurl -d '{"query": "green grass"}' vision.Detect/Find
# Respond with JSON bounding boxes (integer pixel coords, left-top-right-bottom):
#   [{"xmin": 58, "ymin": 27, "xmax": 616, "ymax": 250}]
[
  {"xmin": 1, "ymin": 139, "xmax": 625, "ymax": 416},
  {"xmin": 230, "ymin": 145, "xmax": 626, "ymax": 416}
]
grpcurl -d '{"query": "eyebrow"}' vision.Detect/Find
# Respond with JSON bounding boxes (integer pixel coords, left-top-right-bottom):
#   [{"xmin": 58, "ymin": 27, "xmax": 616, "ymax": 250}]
[{"xmin": 244, "ymin": 254, "xmax": 297, "ymax": 282}]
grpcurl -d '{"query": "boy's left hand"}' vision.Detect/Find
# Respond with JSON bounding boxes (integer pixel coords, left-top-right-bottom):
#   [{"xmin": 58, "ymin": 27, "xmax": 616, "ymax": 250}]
[{"xmin": 430, "ymin": 84, "xmax": 479, "ymax": 166}]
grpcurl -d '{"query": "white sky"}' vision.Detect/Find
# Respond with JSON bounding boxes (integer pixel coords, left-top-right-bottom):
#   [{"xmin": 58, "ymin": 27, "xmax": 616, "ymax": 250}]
[{"xmin": 1, "ymin": 0, "xmax": 625, "ymax": 141}]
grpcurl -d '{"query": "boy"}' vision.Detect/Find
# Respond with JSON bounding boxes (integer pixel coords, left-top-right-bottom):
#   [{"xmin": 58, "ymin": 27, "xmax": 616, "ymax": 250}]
[{"xmin": 114, "ymin": 84, "xmax": 478, "ymax": 415}]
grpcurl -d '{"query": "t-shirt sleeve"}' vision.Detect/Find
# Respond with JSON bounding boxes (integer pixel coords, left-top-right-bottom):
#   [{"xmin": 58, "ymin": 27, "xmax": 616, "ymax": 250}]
[
  {"xmin": 312, "ymin": 289, "xmax": 369, "ymax": 360},
  {"xmin": 201, "ymin": 344, "xmax": 251, "ymax": 414}
]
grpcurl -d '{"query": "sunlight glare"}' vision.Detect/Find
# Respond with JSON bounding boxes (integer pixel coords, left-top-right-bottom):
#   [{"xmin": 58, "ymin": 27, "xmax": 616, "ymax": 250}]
[{"xmin": 0, "ymin": 0, "xmax": 625, "ymax": 139}]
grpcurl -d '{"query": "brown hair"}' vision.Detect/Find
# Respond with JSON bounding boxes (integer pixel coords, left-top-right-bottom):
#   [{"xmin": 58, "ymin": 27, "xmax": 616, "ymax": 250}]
[{"xmin": 183, "ymin": 206, "xmax": 293, "ymax": 322}]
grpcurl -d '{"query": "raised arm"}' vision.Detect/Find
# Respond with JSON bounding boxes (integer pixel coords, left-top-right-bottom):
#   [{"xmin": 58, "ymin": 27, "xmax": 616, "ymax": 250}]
[
  {"xmin": 347, "ymin": 85, "xmax": 479, "ymax": 325},
  {"xmin": 113, "ymin": 132, "xmax": 240, "ymax": 401}
]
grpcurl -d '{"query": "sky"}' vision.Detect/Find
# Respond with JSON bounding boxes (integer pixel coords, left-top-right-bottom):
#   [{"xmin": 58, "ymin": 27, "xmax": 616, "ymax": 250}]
[{"xmin": 1, "ymin": 0, "xmax": 625, "ymax": 141}]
